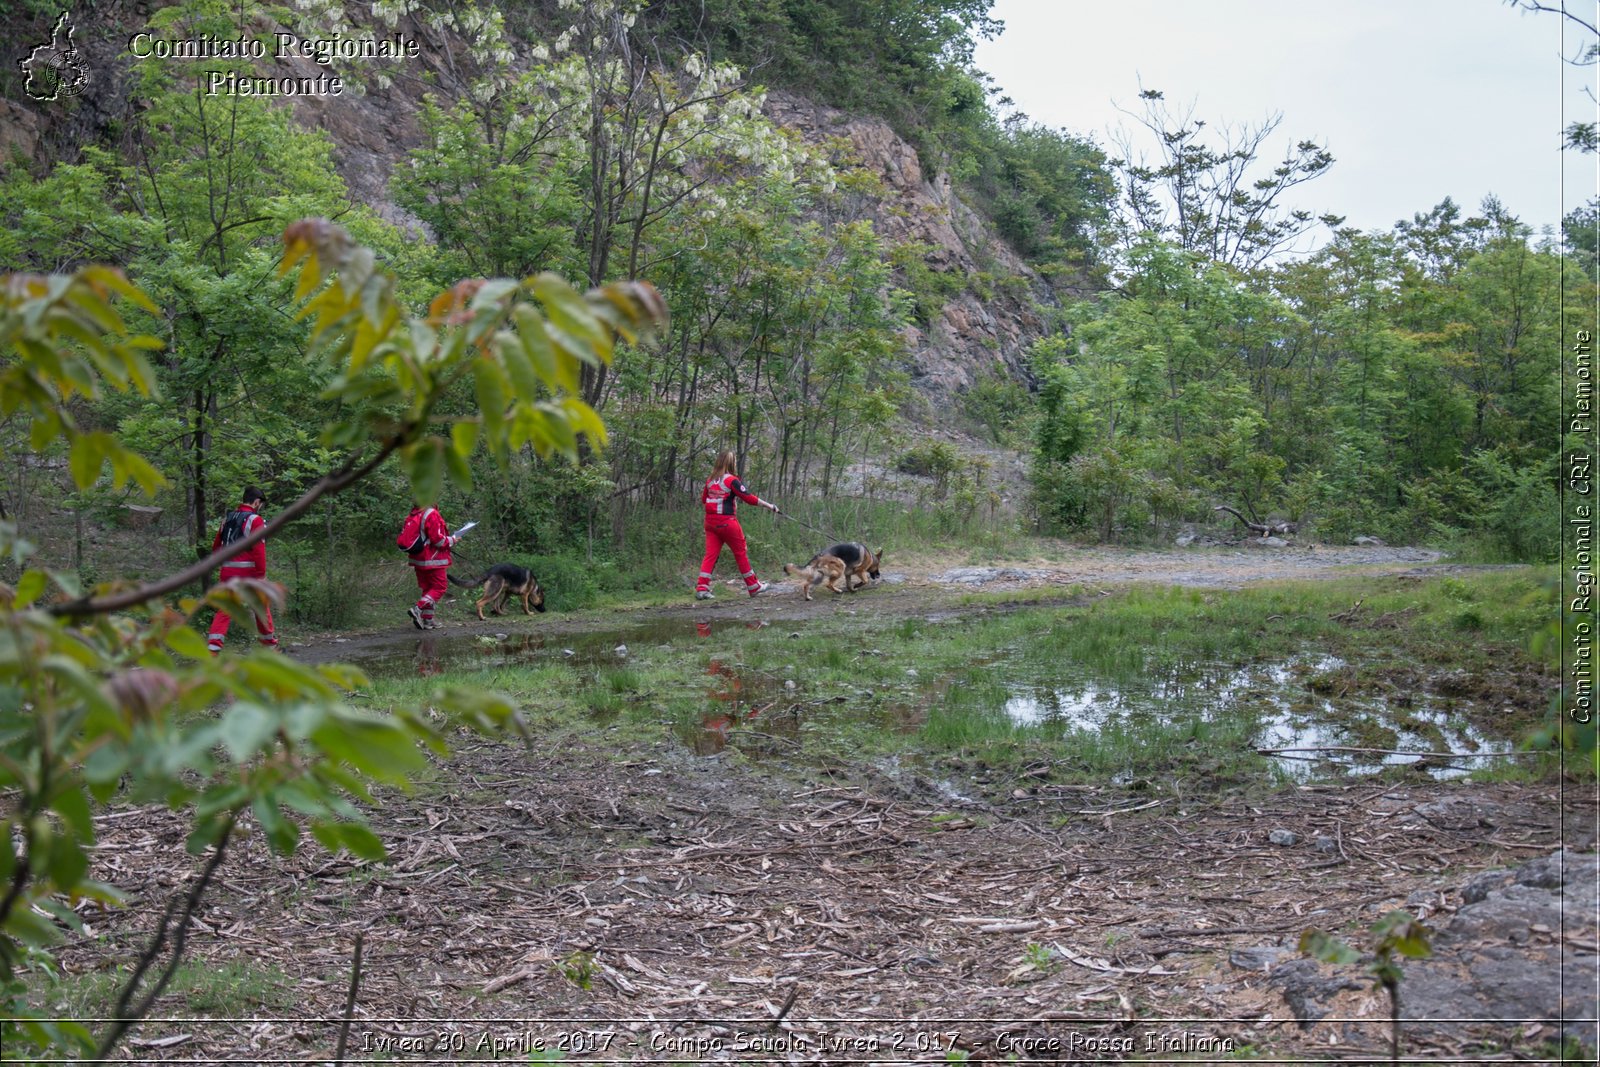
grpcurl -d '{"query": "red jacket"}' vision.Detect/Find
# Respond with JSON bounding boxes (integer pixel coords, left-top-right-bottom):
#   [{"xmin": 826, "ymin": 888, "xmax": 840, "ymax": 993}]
[
  {"xmin": 702, "ymin": 474, "xmax": 767, "ymax": 518},
  {"xmin": 406, "ymin": 506, "xmax": 455, "ymax": 568},
  {"xmin": 213, "ymin": 501, "xmax": 266, "ymax": 577}
]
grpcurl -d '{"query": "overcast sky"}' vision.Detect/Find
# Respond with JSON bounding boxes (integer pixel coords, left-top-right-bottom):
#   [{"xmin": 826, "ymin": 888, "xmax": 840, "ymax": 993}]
[{"xmin": 972, "ymin": 0, "xmax": 1598, "ymax": 244}]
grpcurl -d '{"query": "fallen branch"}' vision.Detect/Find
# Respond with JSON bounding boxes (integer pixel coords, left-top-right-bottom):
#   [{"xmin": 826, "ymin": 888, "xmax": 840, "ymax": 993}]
[
  {"xmin": 1071, "ymin": 799, "xmax": 1165, "ymax": 817},
  {"xmin": 1329, "ymin": 599, "xmax": 1364, "ymax": 622},
  {"xmin": 1214, "ymin": 505, "xmax": 1297, "ymax": 537},
  {"xmin": 768, "ymin": 984, "xmax": 800, "ymax": 1030},
  {"xmin": 1052, "ymin": 943, "xmax": 1180, "ymax": 976}
]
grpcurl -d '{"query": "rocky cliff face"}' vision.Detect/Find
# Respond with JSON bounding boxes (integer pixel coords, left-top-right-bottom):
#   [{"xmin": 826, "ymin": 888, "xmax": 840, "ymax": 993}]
[
  {"xmin": 764, "ymin": 93, "xmax": 1053, "ymax": 409},
  {"xmin": 2, "ymin": 9, "xmax": 1049, "ymax": 411}
]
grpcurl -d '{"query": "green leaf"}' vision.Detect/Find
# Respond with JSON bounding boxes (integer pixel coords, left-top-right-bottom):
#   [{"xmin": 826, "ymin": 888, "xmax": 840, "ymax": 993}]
[
  {"xmin": 451, "ymin": 419, "xmax": 479, "ymax": 459},
  {"xmin": 499, "ymin": 328, "xmax": 542, "ymax": 399},
  {"xmin": 44, "ymin": 834, "xmax": 89, "ymax": 893},
  {"xmin": 49, "ymin": 784, "xmax": 95, "ymax": 843},
  {"xmin": 13, "ymin": 570, "xmax": 47, "ymax": 609},
  {"xmin": 252, "ymin": 793, "xmax": 299, "ymax": 856},
  {"xmin": 4, "ymin": 905, "xmax": 63, "ymax": 948},
  {"xmin": 532, "ymin": 273, "xmax": 611, "ymax": 362},
  {"xmin": 403, "ymin": 437, "xmax": 446, "ymax": 507},
  {"xmin": 81, "ymin": 265, "xmax": 160, "ymax": 313},
  {"xmin": 515, "ymin": 307, "xmax": 576, "ymax": 393},
  {"xmin": 314, "ymin": 662, "xmax": 370, "ymax": 692},
  {"xmin": 474, "ymin": 358, "xmax": 510, "ymax": 441},
  {"xmin": 310, "ymin": 713, "xmax": 426, "ymax": 785},
  {"xmin": 1298, "ymin": 929, "xmax": 1360, "ymax": 965},
  {"xmin": 233, "ymin": 651, "xmax": 336, "ymax": 702},
  {"xmin": 83, "ymin": 744, "xmax": 131, "ymax": 792},
  {"xmin": 218, "ymin": 703, "xmax": 277, "ymax": 763},
  {"xmin": 194, "ymin": 783, "xmax": 250, "ymax": 821},
  {"xmin": 443, "ymin": 438, "xmax": 473, "ymax": 491},
  {"xmin": 165, "ymin": 626, "xmax": 213, "ymax": 660},
  {"xmin": 67, "ymin": 433, "xmax": 102, "ymax": 490},
  {"xmin": 313, "ymin": 820, "xmax": 386, "ymax": 861},
  {"xmin": 186, "ymin": 814, "xmax": 231, "ymax": 854}
]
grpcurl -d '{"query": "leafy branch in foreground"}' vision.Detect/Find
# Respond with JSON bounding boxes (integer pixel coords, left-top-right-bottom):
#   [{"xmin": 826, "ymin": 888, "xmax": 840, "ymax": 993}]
[{"xmin": 0, "ymin": 219, "xmax": 666, "ymax": 1060}]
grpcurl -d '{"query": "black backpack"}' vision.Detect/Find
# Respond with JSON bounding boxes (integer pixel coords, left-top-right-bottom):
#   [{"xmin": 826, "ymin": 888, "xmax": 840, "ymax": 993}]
[{"xmin": 220, "ymin": 508, "xmax": 254, "ymax": 546}]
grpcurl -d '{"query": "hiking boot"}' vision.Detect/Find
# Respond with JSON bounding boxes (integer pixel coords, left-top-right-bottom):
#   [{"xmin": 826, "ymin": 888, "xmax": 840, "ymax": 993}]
[
  {"xmin": 407, "ymin": 605, "xmax": 425, "ymax": 630},
  {"xmin": 423, "ymin": 620, "xmax": 441, "ymax": 630},
  {"xmin": 747, "ymin": 581, "xmax": 771, "ymax": 597},
  {"xmin": 695, "ymin": 589, "xmax": 715, "ymax": 601}
]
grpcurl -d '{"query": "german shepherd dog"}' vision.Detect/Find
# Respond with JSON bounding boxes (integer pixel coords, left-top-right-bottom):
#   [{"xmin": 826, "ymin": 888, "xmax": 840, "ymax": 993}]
[
  {"xmin": 787, "ymin": 543, "xmax": 889, "ymax": 601},
  {"xmin": 784, "ymin": 554, "xmax": 847, "ymax": 600},
  {"xmin": 448, "ymin": 564, "xmax": 546, "ymax": 620},
  {"xmin": 825, "ymin": 543, "xmax": 883, "ymax": 590}
]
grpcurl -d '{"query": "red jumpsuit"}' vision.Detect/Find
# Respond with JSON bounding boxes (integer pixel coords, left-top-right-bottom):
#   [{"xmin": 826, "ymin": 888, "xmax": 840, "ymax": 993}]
[
  {"xmin": 696, "ymin": 474, "xmax": 770, "ymax": 595},
  {"xmin": 405, "ymin": 506, "xmax": 456, "ymax": 627},
  {"xmin": 206, "ymin": 501, "xmax": 275, "ymax": 653}
]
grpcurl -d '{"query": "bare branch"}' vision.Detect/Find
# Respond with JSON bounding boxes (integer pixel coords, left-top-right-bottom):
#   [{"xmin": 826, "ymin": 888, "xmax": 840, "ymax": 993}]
[{"xmin": 95, "ymin": 819, "xmax": 235, "ymax": 1061}]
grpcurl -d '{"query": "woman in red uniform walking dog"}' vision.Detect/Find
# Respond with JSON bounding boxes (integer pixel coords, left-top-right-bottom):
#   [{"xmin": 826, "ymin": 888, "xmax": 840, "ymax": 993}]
[{"xmin": 696, "ymin": 450, "xmax": 779, "ymax": 600}]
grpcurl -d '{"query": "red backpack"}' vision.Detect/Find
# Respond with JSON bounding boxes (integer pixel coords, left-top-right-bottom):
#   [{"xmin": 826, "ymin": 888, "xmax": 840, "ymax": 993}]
[{"xmin": 396, "ymin": 508, "xmax": 434, "ymax": 554}]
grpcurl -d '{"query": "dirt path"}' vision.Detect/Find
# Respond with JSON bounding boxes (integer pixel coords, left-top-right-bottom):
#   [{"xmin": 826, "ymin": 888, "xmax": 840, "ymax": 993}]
[{"xmin": 292, "ymin": 543, "xmax": 1463, "ymax": 666}]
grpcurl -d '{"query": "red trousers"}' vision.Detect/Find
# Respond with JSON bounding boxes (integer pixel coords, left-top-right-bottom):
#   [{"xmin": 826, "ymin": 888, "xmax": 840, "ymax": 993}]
[
  {"xmin": 413, "ymin": 566, "xmax": 449, "ymax": 622},
  {"xmin": 697, "ymin": 516, "xmax": 760, "ymax": 593},
  {"xmin": 207, "ymin": 568, "xmax": 276, "ymax": 651}
]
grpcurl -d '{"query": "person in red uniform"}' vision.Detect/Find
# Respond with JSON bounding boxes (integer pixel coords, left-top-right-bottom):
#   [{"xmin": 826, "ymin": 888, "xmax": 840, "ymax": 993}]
[
  {"xmin": 206, "ymin": 487, "xmax": 276, "ymax": 654},
  {"xmin": 695, "ymin": 450, "xmax": 778, "ymax": 600},
  {"xmin": 404, "ymin": 503, "xmax": 459, "ymax": 629}
]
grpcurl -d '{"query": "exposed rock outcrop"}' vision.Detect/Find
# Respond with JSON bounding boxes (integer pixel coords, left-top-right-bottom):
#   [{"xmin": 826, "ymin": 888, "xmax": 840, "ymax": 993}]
[{"xmin": 765, "ymin": 92, "xmax": 1053, "ymax": 405}]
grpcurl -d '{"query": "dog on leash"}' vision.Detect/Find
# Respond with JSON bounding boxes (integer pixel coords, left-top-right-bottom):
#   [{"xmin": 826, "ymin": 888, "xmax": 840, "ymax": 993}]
[
  {"xmin": 785, "ymin": 543, "xmax": 883, "ymax": 598},
  {"xmin": 824, "ymin": 542, "xmax": 883, "ymax": 590},
  {"xmin": 447, "ymin": 564, "xmax": 546, "ymax": 620},
  {"xmin": 784, "ymin": 554, "xmax": 847, "ymax": 600}
]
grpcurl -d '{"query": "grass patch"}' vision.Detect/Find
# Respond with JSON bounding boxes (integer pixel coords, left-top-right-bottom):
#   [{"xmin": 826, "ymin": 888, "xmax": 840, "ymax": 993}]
[
  {"xmin": 340, "ymin": 569, "xmax": 1558, "ymax": 793},
  {"xmin": 37, "ymin": 958, "xmax": 296, "ymax": 1019}
]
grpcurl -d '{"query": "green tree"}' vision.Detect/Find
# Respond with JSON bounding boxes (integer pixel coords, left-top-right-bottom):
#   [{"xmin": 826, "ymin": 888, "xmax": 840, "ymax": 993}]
[
  {"xmin": 0, "ymin": 0, "xmax": 422, "ymax": 579},
  {"xmin": 1114, "ymin": 89, "xmax": 1340, "ymax": 272},
  {"xmin": 1562, "ymin": 199, "xmax": 1599, "ymax": 281},
  {"xmin": 646, "ymin": 0, "xmax": 1003, "ymax": 169},
  {"xmin": 0, "ymin": 220, "xmax": 665, "ymax": 1061},
  {"xmin": 971, "ymin": 112, "xmax": 1119, "ymax": 276}
]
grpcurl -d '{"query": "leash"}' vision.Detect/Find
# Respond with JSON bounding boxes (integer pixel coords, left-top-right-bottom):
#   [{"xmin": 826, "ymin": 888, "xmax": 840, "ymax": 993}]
[{"xmin": 775, "ymin": 509, "xmax": 849, "ymax": 545}]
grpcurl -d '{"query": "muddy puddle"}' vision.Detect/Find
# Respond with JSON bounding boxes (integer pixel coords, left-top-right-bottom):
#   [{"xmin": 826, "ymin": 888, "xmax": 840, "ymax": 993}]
[
  {"xmin": 335, "ymin": 618, "xmax": 1517, "ymax": 779},
  {"xmin": 336, "ymin": 616, "xmax": 726, "ymax": 676},
  {"xmin": 1000, "ymin": 654, "xmax": 1513, "ymax": 779},
  {"xmin": 342, "ymin": 616, "xmax": 807, "ymax": 755}
]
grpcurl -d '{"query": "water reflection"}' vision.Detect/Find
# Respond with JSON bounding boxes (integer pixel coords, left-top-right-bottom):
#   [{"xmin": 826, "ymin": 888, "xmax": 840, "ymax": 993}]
[
  {"xmin": 680, "ymin": 620, "xmax": 786, "ymax": 754},
  {"xmin": 415, "ymin": 634, "xmax": 442, "ymax": 678},
  {"xmin": 998, "ymin": 655, "xmax": 1511, "ymax": 779}
]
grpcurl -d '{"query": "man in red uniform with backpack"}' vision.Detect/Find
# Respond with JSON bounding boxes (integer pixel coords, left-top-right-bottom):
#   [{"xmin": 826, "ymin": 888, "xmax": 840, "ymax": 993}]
[
  {"xmin": 399, "ymin": 503, "xmax": 459, "ymax": 629},
  {"xmin": 695, "ymin": 450, "xmax": 779, "ymax": 600},
  {"xmin": 206, "ymin": 487, "xmax": 277, "ymax": 654}
]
